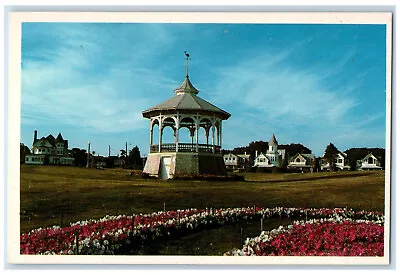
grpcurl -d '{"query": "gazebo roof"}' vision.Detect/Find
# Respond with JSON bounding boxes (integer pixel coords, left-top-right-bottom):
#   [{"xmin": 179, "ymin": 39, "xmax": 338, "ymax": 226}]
[
  {"xmin": 174, "ymin": 75, "xmax": 199, "ymax": 95},
  {"xmin": 142, "ymin": 74, "xmax": 230, "ymax": 120}
]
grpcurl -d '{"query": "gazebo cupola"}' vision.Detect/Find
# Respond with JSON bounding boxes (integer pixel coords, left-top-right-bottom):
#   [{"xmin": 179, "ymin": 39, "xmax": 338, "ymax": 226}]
[{"xmin": 142, "ymin": 52, "xmax": 231, "ymax": 179}]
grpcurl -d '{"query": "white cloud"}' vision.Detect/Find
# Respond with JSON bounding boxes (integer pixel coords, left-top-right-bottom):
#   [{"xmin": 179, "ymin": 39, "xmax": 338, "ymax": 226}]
[
  {"xmin": 21, "ymin": 23, "xmax": 182, "ymax": 134},
  {"xmin": 209, "ymin": 46, "xmax": 384, "ymax": 156}
]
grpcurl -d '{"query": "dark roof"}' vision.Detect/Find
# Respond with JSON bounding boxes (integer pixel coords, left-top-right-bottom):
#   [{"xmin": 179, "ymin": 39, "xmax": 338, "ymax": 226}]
[
  {"xmin": 35, "ymin": 137, "xmax": 53, "ymax": 147},
  {"xmin": 290, "ymin": 153, "xmax": 315, "ymax": 162},
  {"xmin": 56, "ymin": 133, "xmax": 64, "ymax": 142},
  {"xmin": 46, "ymin": 134, "xmax": 56, "ymax": 146},
  {"xmin": 34, "ymin": 132, "xmax": 68, "ymax": 148},
  {"xmin": 142, "ymin": 75, "xmax": 230, "ymax": 120},
  {"xmin": 301, "ymin": 153, "xmax": 315, "ymax": 160}
]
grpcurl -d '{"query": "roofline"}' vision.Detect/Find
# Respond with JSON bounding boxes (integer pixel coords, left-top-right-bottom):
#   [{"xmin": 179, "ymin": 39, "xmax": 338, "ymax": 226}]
[{"xmin": 142, "ymin": 109, "xmax": 231, "ymax": 120}]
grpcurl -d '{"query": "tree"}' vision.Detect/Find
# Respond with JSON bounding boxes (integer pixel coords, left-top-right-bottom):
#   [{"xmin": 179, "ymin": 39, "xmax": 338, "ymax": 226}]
[
  {"xmin": 105, "ymin": 156, "xmax": 117, "ymax": 168},
  {"xmin": 279, "ymin": 143, "xmax": 312, "ymax": 157},
  {"xmin": 71, "ymin": 148, "xmax": 87, "ymax": 167},
  {"xmin": 120, "ymin": 149, "xmax": 127, "ymax": 159},
  {"xmin": 323, "ymin": 143, "xmax": 340, "ymax": 171},
  {"xmin": 279, "ymin": 152, "xmax": 289, "ymax": 169},
  {"xmin": 20, "ymin": 143, "xmax": 31, "ymax": 164},
  {"xmin": 20, "ymin": 144, "xmax": 30, "ymax": 163},
  {"xmin": 128, "ymin": 146, "xmax": 143, "ymax": 169}
]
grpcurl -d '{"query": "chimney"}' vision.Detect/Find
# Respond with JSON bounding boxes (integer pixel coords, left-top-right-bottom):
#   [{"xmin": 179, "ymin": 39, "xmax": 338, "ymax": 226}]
[{"xmin": 33, "ymin": 130, "xmax": 37, "ymax": 143}]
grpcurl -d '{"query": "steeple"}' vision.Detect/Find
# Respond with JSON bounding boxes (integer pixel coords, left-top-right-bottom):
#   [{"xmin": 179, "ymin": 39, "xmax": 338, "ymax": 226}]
[{"xmin": 269, "ymin": 134, "xmax": 278, "ymax": 145}]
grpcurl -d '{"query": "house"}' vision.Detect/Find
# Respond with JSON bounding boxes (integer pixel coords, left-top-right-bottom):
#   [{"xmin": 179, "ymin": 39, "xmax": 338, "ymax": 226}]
[
  {"xmin": 287, "ymin": 153, "xmax": 316, "ymax": 172},
  {"xmin": 253, "ymin": 134, "xmax": 286, "ymax": 168},
  {"xmin": 357, "ymin": 153, "xmax": 383, "ymax": 171},
  {"xmin": 224, "ymin": 153, "xmax": 239, "ymax": 170},
  {"xmin": 320, "ymin": 152, "xmax": 350, "ymax": 171},
  {"xmin": 254, "ymin": 152, "xmax": 273, "ymax": 168},
  {"xmin": 236, "ymin": 153, "xmax": 251, "ymax": 170},
  {"xmin": 223, "ymin": 152, "xmax": 250, "ymax": 171},
  {"xmin": 25, "ymin": 130, "xmax": 75, "ymax": 165}
]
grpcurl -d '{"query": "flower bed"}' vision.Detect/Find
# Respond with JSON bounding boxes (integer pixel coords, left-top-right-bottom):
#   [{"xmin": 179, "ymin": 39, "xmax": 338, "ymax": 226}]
[
  {"xmin": 225, "ymin": 218, "xmax": 384, "ymax": 256},
  {"xmin": 20, "ymin": 207, "xmax": 384, "ymax": 255}
]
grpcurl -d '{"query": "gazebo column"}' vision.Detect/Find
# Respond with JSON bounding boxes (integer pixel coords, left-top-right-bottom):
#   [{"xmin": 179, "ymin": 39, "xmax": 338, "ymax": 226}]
[
  {"xmin": 211, "ymin": 125, "xmax": 215, "ymax": 153},
  {"xmin": 219, "ymin": 122, "xmax": 222, "ymax": 148},
  {"xmin": 195, "ymin": 122, "xmax": 199, "ymax": 153},
  {"xmin": 205, "ymin": 127, "xmax": 210, "ymax": 145},
  {"xmin": 159, "ymin": 125, "xmax": 163, "ymax": 153},
  {"xmin": 190, "ymin": 127, "xmax": 195, "ymax": 145},
  {"xmin": 175, "ymin": 117, "xmax": 180, "ymax": 152},
  {"xmin": 149, "ymin": 122, "xmax": 153, "ymax": 151},
  {"xmin": 215, "ymin": 122, "xmax": 220, "ymax": 146}
]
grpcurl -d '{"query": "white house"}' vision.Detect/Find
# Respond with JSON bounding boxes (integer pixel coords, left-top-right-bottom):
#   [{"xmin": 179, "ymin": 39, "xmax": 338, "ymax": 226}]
[
  {"xmin": 320, "ymin": 152, "xmax": 350, "ymax": 171},
  {"xmin": 25, "ymin": 130, "xmax": 74, "ymax": 165},
  {"xmin": 223, "ymin": 152, "xmax": 251, "ymax": 170},
  {"xmin": 254, "ymin": 152, "xmax": 273, "ymax": 168},
  {"xmin": 224, "ymin": 153, "xmax": 239, "ymax": 170},
  {"xmin": 253, "ymin": 134, "xmax": 285, "ymax": 168},
  {"xmin": 287, "ymin": 153, "xmax": 316, "ymax": 172},
  {"xmin": 357, "ymin": 153, "xmax": 383, "ymax": 171}
]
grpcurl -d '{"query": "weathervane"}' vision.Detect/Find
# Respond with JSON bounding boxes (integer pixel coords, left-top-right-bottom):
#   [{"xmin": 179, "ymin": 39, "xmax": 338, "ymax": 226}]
[{"xmin": 184, "ymin": 51, "xmax": 191, "ymax": 76}]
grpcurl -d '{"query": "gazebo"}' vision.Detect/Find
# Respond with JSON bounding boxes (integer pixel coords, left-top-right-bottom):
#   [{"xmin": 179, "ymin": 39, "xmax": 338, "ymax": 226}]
[{"xmin": 142, "ymin": 53, "xmax": 231, "ymax": 179}]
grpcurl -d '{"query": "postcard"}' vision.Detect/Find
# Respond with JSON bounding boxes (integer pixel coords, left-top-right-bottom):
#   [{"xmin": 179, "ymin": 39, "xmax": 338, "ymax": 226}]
[{"xmin": 7, "ymin": 11, "xmax": 392, "ymax": 265}]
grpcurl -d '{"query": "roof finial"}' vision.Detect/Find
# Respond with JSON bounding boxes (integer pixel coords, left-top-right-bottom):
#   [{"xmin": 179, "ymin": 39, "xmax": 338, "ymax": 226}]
[{"xmin": 184, "ymin": 51, "xmax": 190, "ymax": 76}]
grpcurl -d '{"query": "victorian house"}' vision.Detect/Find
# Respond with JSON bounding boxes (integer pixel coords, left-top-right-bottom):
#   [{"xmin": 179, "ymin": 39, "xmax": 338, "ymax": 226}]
[
  {"xmin": 25, "ymin": 130, "xmax": 74, "ymax": 165},
  {"xmin": 253, "ymin": 134, "xmax": 286, "ymax": 168}
]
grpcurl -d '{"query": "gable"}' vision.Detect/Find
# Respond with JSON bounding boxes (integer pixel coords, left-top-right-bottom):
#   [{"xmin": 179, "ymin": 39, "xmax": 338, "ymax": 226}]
[
  {"xmin": 290, "ymin": 153, "xmax": 306, "ymax": 163},
  {"xmin": 362, "ymin": 153, "xmax": 377, "ymax": 161},
  {"xmin": 33, "ymin": 139, "xmax": 53, "ymax": 148},
  {"xmin": 257, "ymin": 153, "xmax": 267, "ymax": 159},
  {"xmin": 336, "ymin": 153, "xmax": 345, "ymax": 160}
]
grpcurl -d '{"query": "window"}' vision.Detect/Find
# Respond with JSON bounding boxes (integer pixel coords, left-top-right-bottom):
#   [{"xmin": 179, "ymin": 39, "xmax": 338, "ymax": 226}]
[
  {"xmin": 296, "ymin": 158, "xmax": 301, "ymax": 163},
  {"xmin": 337, "ymin": 159, "xmax": 343, "ymax": 163}
]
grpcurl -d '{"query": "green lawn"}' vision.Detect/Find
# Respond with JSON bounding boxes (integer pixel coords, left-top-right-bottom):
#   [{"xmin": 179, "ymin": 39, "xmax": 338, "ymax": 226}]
[{"xmin": 20, "ymin": 165, "xmax": 385, "ymax": 234}]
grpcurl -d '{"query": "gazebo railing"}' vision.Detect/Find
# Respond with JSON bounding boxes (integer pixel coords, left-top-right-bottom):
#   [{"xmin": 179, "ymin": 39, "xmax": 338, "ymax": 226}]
[{"xmin": 150, "ymin": 143, "xmax": 221, "ymax": 153}]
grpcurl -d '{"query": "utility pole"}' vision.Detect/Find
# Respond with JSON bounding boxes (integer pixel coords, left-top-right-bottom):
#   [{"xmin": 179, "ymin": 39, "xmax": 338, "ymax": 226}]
[
  {"xmin": 86, "ymin": 142, "xmax": 91, "ymax": 168},
  {"xmin": 108, "ymin": 145, "xmax": 111, "ymax": 157}
]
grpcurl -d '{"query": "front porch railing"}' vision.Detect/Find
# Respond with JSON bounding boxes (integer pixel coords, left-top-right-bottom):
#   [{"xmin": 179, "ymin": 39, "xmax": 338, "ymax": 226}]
[{"xmin": 150, "ymin": 143, "xmax": 221, "ymax": 153}]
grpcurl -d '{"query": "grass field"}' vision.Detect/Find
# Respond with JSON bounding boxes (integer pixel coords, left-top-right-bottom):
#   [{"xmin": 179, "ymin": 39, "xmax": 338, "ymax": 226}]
[{"xmin": 20, "ymin": 165, "xmax": 385, "ymax": 235}]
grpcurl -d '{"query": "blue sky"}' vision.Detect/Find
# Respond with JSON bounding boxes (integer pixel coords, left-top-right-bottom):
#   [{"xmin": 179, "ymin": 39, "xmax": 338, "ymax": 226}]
[{"xmin": 20, "ymin": 23, "xmax": 387, "ymax": 157}]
